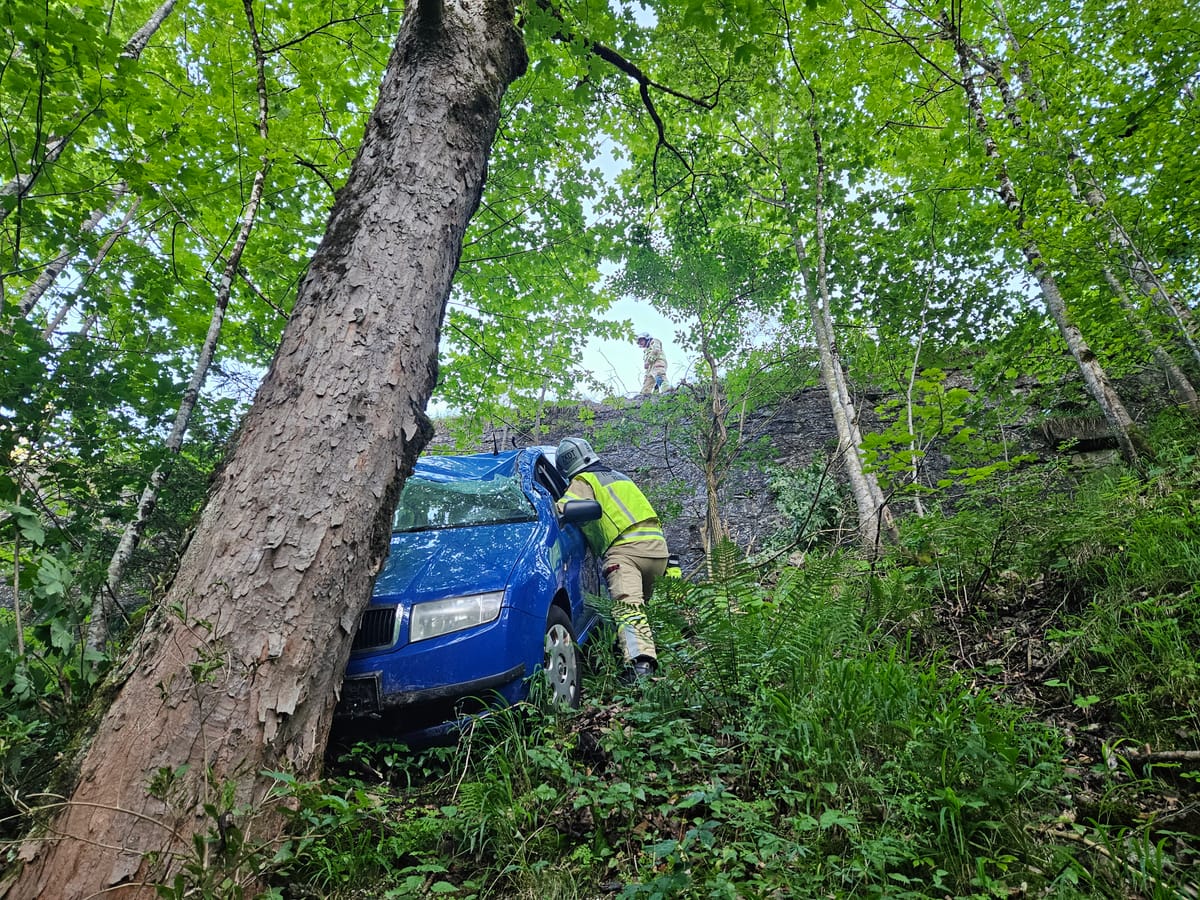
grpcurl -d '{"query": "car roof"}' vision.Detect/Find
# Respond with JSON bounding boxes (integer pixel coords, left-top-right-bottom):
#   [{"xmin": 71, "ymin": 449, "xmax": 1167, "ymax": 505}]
[{"xmin": 411, "ymin": 447, "xmax": 554, "ymax": 483}]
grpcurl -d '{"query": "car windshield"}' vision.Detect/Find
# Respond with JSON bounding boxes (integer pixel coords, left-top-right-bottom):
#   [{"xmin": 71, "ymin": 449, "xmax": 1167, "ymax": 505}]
[{"xmin": 392, "ymin": 474, "xmax": 536, "ymax": 532}]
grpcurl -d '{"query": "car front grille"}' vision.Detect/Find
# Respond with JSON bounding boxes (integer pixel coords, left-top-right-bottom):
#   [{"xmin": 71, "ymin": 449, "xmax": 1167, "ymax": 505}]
[{"xmin": 353, "ymin": 606, "xmax": 399, "ymax": 652}]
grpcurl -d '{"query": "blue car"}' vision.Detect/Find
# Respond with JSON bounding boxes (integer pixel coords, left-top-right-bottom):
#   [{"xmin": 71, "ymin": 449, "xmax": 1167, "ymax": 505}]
[{"xmin": 336, "ymin": 447, "xmax": 603, "ymax": 740}]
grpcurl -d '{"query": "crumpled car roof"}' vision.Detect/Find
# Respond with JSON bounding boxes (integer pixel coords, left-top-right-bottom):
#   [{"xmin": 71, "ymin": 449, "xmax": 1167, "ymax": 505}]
[{"xmin": 412, "ymin": 450, "xmax": 521, "ymax": 483}]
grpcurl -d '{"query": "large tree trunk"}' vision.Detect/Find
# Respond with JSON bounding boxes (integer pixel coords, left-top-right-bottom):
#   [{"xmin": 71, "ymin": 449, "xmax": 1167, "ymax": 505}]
[
  {"xmin": 947, "ymin": 20, "xmax": 1145, "ymax": 465},
  {"xmin": 3, "ymin": 0, "xmax": 527, "ymax": 896}
]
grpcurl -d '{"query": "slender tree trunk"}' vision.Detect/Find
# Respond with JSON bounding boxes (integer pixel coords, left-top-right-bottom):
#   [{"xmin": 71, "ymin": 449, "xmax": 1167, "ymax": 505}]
[
  {"xmin": 15, "ymin": 184, "xmax": 126, "ymax": 319},
  {"xmin": 0, "ymin": 0, "xmax": 177, "ymax": 222},
  {"xmin": 765, "ymin": 35, "xmax": 896, "ymax": 549},
  {"xmin": 699, "ymin": 344, "xmax": 729, "ymax": 553},
  {"xmin": 3, "ymin": 0, "xmax": 526, "ymax": 895},
  {"xmin": 1059, "ymin": 163, "xmax": 1200, "ymax": 410},
  {"xmin": 1074, "ymin": 168, "xmax": 1200, "ymax": 370},
  {"xmin": 904, "ymin": 325, "xmax": 928, "ymax": 516},
  {"xmin": 990, "ymin": 0, "xmax": 1200, "ymax": 370},
  {"xmin": 42, "ymin": 197, "xmax": 141, "ymax": 339},
  {"xmin": 774, "ymin": 114, "xmax": 895, "ymax": 553},
  {"xmin": 947, "ymin": 21, "xmax": 1144, "ymax": 464},
  {"xmin": 788, "ymin": 219, "xmax": 888, "ymax": 554},
  {"xmin": 85, "ymin": 3, "xmax": 272, "ymax": 654},
  {"xmin": 1101, "ymin": 268, "xmax": 1200, "ymax": 414},
  {"xmin": 991, "ymin": 0, "xmax": 1041, "ymax": 108},
  {"xmin": 122, "ymin": 0, "xmax": 179, "ymax": 61},
  {"xmin": 0, "ymin": 139, "xmax": 66, "ymax": 220},
  {"xmin": 808, "ymin": 121, "xmax": 897, "ymax": 545}
]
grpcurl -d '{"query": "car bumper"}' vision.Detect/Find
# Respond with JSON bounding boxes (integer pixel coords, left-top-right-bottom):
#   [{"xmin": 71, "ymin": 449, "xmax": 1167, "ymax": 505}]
[
  {"xmin": 337, "ymin": 605, "xmax": 539, "ymax": 720},
  {"xmin": 337, "ymin": 662, "xmax": 525, "ymax": 717}
]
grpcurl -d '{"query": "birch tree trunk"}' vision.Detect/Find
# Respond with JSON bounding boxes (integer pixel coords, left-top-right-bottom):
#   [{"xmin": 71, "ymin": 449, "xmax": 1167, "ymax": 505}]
[
  {"xmin": 0, "ymin": 138, "xmax": 66, "ymax": 222},
  {"xmin": 84, "ymin": 0, "xmax": 272, "ymax": 654},
  {"xmin": 807, "ymin": 119, "xmax": 897, "ymax": 546},
  {"xmin": 1073, "ymin": 169, "xmax": 1200, "ymax": 370},
  {"xmin": 0, "ymin": 0, "xmax": 178, "ymax": 222},
  {"xmin": 2, "ymin": 0, "xmax": 526, "ymax": 896},
  {"xmin": 1101, "ymin": 267, "xmax": 1200, "ymax": 414},
  {"xmin": 946, "ymin": 20, "xmax": 1145, "ymax": 465},
  {"xmin": 41, "ymin": 197, "xmax": 142, "ymax": 339},
  {"xmin": 772, "ymin": 114, "xmax": 895, "ymax": 554},
  {"xmin": 787, "ymin": 217, "xmax": 889, "ymax": 554},
  {"xmin": 990, "ymin": 0, "xmax": 1200, "ymax": 370},
  {"xmin": 14, "ymin": 183, "xmax": 126, "ymax": 319}
]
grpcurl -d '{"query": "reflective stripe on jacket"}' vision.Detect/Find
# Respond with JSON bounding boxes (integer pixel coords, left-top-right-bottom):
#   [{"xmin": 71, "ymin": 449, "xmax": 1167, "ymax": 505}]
[{"xmin": 566, "ymin": 469, "xmax": 665, "ymax": 554}]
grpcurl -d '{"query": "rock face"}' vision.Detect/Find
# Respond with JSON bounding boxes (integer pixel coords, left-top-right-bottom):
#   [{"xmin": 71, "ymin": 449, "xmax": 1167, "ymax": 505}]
[{"xmin": 429, "ymin": 367, "xmax": 1164, "ymax": 573}]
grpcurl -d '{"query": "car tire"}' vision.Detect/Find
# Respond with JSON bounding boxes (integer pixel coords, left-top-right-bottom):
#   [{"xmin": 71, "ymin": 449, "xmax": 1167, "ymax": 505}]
[{"xmin": 543, "ymin": 606, "xmax": 581, "ymax": 709}]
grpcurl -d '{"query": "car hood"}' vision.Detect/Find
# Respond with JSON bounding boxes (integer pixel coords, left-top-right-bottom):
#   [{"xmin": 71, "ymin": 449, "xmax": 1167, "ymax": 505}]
[{"xmin": 372, "ymin": 521, "xmax": 538, "ymax": 605}]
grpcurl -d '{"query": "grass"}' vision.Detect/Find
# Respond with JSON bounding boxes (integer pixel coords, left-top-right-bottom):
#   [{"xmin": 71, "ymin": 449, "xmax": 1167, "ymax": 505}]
[
  {"xmin": 213, "ymin": 418, "xmax": 1200, "ymax": 897},
  {"xmin": 5, "ymin": 380, "xmax": 1200, "ymax": 900}
]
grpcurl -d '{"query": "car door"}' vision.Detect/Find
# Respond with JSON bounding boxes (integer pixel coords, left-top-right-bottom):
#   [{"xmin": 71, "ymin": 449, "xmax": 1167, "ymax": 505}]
[{"xmin": 531, "ymin": 451, "xmax": 603, "ymax": 636}]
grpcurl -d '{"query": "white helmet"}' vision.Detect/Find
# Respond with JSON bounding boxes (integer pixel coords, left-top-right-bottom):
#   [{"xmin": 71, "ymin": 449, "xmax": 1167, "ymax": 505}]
[
  {"xmin": 556, "ymin": 437, "xmax": 599, "ymax": 479},
  {"xmin": 636, "ymin": 332, "xmax": 651, "ymax": 344}
]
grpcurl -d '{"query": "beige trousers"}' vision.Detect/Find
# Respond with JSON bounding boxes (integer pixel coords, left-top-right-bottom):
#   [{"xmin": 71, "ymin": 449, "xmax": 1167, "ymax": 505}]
[{"xmin": 603, "ymin": 543, "xmax": 668, "ymax": 663}]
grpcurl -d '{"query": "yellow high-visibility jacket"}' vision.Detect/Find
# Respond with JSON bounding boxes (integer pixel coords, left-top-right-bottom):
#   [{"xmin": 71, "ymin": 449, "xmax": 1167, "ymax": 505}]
[{"xmin": 565, "ymin": 469, "xmax": 665, "ymax": 555}]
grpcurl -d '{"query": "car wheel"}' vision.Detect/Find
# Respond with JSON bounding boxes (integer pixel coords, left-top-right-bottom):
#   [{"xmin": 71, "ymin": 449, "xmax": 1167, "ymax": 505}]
[{"xmin": 543, "ymin": 606, "xmax": 581, "ymax": 709}]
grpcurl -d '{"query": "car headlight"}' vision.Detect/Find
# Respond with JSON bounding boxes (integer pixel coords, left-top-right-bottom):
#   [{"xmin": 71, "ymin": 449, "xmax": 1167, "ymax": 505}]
[{"xmin": 410, "ymin": 591, "xmax": 504, "ymax": 643}]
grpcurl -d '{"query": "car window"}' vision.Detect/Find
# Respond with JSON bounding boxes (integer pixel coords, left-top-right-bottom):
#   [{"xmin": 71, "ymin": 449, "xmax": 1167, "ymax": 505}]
[
  {"xmin": 534, "ymin": 455, "xmax": 569, "ymax": 501},
  {"xmin": 393, "ymin": 474, "xmax": 536, "ymax": 531}
]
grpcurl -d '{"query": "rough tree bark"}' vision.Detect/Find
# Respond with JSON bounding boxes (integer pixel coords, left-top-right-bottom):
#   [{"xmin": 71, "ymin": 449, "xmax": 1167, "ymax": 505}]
[{"xmin": 2, "ymin": 0, "xmax": 527, "ymax": 896}]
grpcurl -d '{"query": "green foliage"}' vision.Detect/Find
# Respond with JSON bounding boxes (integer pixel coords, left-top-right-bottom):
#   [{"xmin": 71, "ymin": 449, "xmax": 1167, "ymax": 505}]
[
  {"xmin": 761, "ymin": 454, "xmax": 849, "ymax": 550},
  {"xmin": 886, "ymin": 418, "xmax": 1200, "ymax": 746},
  {"xmin": 249, "ymin": 409, "xmax": 1200, "ymax": 899},
  {"xmin": 861, "ymin": 367, "xmax": 1022, "ymax": 496},
  {"xmin": 274, "ymin": 543, "xmax": 1093, "ymax": 899},
  {"xmin": 3, "ymin": 0, "xmax": 1199, "ymax": 888},
  {"xmin": 0, "ymin": 498, "xmax": 105, "ymax": 840}
]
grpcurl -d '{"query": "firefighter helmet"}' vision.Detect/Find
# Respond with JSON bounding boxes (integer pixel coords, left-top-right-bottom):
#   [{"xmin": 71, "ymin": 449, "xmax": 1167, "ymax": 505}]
[{"xmin": 555, "ymin": 437, "xmax": 599, "ymax": 479}]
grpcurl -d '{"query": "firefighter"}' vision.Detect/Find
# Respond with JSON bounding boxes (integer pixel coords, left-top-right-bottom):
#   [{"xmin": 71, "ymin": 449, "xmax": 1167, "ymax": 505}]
[
  {"xmin": 555, "ymin": 436, "xmax": 668, "ymax": 681},
  {"xmin": 636, "ymin": 332, "xmax": 668, "ymax": 395}
]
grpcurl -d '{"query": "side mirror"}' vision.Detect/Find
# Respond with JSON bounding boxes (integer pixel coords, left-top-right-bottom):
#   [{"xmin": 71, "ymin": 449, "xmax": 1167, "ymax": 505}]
[{"xmin": 559, "ymin": 499, "xmax": 602, "ymax": 524}]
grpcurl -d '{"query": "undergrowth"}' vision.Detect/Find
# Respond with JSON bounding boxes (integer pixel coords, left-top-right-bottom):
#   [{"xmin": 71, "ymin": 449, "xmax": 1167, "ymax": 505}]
[{"xmin": 263, "ymin": 417, "xmax": 1200, "ymax": 899}]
